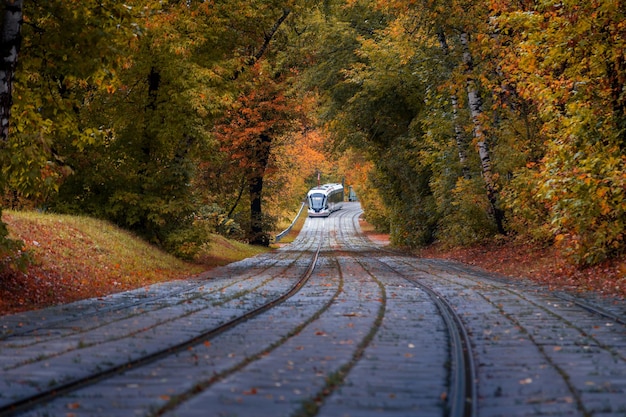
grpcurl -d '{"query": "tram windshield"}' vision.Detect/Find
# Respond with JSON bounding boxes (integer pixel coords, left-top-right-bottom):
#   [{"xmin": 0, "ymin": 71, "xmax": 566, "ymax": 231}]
[{"xmin": 309, "ymin": 193, "xmax": 326, "ymax": 210}]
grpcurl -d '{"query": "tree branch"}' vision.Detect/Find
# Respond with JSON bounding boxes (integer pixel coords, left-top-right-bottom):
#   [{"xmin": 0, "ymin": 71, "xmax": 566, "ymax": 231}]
[{"xmin": 232, "ymin": 8, "xmax": 291, "ymax": 80}]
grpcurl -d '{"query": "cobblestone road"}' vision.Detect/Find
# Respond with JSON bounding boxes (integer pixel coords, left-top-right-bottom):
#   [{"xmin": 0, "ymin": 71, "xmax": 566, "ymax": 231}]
[{"xmin": 1, "ymin": 202, "xmax": 625, "ymax": 417}]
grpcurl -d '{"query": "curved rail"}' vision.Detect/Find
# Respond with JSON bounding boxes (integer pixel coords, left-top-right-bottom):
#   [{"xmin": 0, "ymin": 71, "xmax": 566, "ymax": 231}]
[
  {"xmin": 411, "ymin": 277, "xmax": 476, "ymax": 417},
  {"xmin": 332, "ymin": 207, "xmax": 477, "ymax": 417},
  {"xmin": 1, "ymin": 251, "xmax": 299, "ymax": 341},
  {"xmin": 0, "ymin": 242, "xmax": 322, "ymax": 417}
]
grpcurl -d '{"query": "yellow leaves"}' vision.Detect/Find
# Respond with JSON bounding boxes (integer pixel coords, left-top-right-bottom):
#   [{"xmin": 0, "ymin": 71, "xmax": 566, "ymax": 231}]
[{"xmin": 596, "ymin": 187, "xmax": 609, "ymax": 199}]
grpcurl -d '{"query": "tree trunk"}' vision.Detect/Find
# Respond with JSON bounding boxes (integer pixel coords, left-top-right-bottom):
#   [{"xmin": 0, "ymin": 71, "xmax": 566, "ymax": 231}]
[
  {"xmin": 460, "ymin": 32, "xmax": 505, "ymax": 233},
  {"xmin": 451, "ymin": 94, "xmax": 471, "ymax": 179},
  {"xmin": 0, "ymin": 0, "xmax": 23, "ymax": 143},
  {"xmin": 438, "ymin": 30, "xmax": 470, "ymax": 179},
  {"xmin": 248, "ymin": 133, "xmax": 272, "ymax": 246},
  {"xmin": 227, "ymin": 174, "xmax": 247, "ymax": 219}
]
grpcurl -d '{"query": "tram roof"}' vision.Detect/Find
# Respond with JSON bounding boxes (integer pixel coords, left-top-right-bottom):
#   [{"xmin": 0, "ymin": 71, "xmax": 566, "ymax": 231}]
[{"xmin": 307, "ymin": 183, "xmax": 343, "ymax": 196}]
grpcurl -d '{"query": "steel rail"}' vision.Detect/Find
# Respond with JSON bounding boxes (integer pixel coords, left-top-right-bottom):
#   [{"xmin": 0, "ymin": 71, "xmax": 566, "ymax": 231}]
[
  {"xmin": 551, "ymin": 292, "xmax": 626, "ymax": 326},
  {"xmin": 335, "ymin": 207, "xmax": 477, "ymax": 417},
  {"xmin": 408, "ymin": 276, "xmax": 477, "ymax": 417},
  {"xmin": 0, "ymin": 241, "xmax": 323, "ymax": 417}
]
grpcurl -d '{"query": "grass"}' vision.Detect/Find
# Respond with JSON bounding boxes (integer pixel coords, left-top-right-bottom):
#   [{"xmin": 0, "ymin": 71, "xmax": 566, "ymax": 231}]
[{"xmin": 0, "ymin": 210, "xmax": 269, "ymax": 315}]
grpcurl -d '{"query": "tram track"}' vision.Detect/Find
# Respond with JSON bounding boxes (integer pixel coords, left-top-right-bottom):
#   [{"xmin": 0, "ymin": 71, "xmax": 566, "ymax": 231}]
[
  {"xmin": 12, "ymin": 232, "xmax": 362, "ymax": 417},
  {"xmin": 415, "ymin": 258, "xmax": 626, "ymax": 326},
  {"xmin": 0, "ymin": 227, "xmax": 326, "ymax": 417},
  {"xmin": 400, "ymin": 259, "xmax": 626, "ymax": 361},
  {"xmin": 2, "ymin": 202, "xmax": 624, "ymax": 416},
  {"xmin": 327, "ymin": 207, "xmax": 477, "ymax": 417},
  {"xmin": 365, "ymin": 225, "xmax": 626, "ymax": 416}
]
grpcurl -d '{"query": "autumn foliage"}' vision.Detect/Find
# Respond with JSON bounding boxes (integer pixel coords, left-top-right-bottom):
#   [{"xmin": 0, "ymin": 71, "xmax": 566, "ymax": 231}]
[
  {"xmin": 305, "ymin": 0, "xmax": 626, "ymax": 269},
  {"xmin": 1, "ymin": 0, "xmax": 626, "ymax": 292}
]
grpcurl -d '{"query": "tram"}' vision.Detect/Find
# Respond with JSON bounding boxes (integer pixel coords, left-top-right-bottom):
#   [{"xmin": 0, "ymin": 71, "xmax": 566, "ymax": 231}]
[{"xmin": 307, "ymin": 183, "xmax": 344, "ymax": 217}]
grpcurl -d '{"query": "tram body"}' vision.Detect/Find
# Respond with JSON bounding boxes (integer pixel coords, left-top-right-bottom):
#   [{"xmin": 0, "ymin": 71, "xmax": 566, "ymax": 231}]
[{"xmin": 307, "ymin": 183, "xmax": 344, "ymax": 217}]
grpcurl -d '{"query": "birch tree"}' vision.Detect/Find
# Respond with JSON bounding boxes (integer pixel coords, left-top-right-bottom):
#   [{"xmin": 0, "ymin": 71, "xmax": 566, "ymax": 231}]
[
  {"xmin": 459, "ymin": 31, "xmax": 505, "ymax": 233},
  {"xmin": 0, "ymin": 0, "xmax": 25, "ymax": 268},
  {"xmin": 0, "ymin": 0, "xmax": 22, "ymax": 144}
]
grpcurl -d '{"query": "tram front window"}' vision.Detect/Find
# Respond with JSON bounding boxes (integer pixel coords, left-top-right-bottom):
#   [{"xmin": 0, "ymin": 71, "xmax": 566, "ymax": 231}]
[{"xmin": 309, "ymin": 193, "xmax": 326, "ymax": 211}]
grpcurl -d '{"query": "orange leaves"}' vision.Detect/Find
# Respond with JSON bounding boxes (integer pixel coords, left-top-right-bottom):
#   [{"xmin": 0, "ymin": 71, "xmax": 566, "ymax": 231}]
[{"xmin": 212, "ymin": 67, "xmax": 299, "ymax": 181}]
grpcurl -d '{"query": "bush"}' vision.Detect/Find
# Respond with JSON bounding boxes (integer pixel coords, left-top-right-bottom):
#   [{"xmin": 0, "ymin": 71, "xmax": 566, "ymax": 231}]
[
  {"xmin": 0, "ymin": 211, "xmax": 31, "ymax": 274},
  {"xmin": 164, "ymin": 204, "xmax": 244, "ymax": 260},
  {"xmin": 435, "ymin": 177, "xmax": 498, "ymax": 247},
  {"xmin": 538, "ymin": 147, "xmax": 626, "ymax": 266},
  {"xmin": 501, "ymin": 165, "xmax": 552, "ymax": 244}
]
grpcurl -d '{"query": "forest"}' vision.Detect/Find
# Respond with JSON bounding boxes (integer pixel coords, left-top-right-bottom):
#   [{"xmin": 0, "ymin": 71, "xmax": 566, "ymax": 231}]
[{"xmin": 0, "ymin": 0, "xmax": 625, "ymax": 270}]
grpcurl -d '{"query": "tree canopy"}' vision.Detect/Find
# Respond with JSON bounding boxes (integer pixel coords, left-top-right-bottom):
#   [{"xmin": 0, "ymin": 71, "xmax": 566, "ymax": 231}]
[{"xmin": 1, "ymin": 0, "xmax": 625, "ymax": 269}]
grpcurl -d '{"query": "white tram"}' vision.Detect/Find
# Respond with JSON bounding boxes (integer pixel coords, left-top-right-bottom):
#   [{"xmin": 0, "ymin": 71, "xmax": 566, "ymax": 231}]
[{"xmin": 307, "ymin": 183, "xmax": 344, "ymax": 217}]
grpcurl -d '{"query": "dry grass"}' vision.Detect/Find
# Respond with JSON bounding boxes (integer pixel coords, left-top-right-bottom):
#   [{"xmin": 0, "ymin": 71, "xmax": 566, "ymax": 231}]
[{"xmin": 0, "ymin": 211, "xmax": 268, "ymax": 315}]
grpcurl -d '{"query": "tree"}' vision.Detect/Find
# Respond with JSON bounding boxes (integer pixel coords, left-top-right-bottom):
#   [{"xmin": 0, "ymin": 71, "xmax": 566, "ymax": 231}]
[
  {"xmin": 0, "ymin": 0, "xmax": 22, "ymax": 143},
  {"xmin": 51, "ymin": 1, "xmax": 296, "ymax": 246},
  {"xmin": 213, "ymin": 65, "xmax": 298, "ymax": 245},
  {"xmin": 0, "ymin": 0, "xmax": 24, "ymax": 270},
  {"xmin": 493, "ymin": 0, "xmax": 626, "ymax": 265}
]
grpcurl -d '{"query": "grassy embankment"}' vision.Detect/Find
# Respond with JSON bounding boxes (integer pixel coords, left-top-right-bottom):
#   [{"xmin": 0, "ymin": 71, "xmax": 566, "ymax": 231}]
[{"xmin": 0, "ymin": 210, "xmax": 275, "ymax": 315}]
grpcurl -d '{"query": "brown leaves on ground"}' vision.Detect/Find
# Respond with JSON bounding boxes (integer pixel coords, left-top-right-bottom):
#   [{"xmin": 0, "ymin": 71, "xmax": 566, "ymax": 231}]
[
  {"xmin": 362, "ymin": 221, "xmax": 625, "ymax": 299},
  {"xmin": 416, "ymin": 238, "xmax": 626, "ymax": 299}
]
